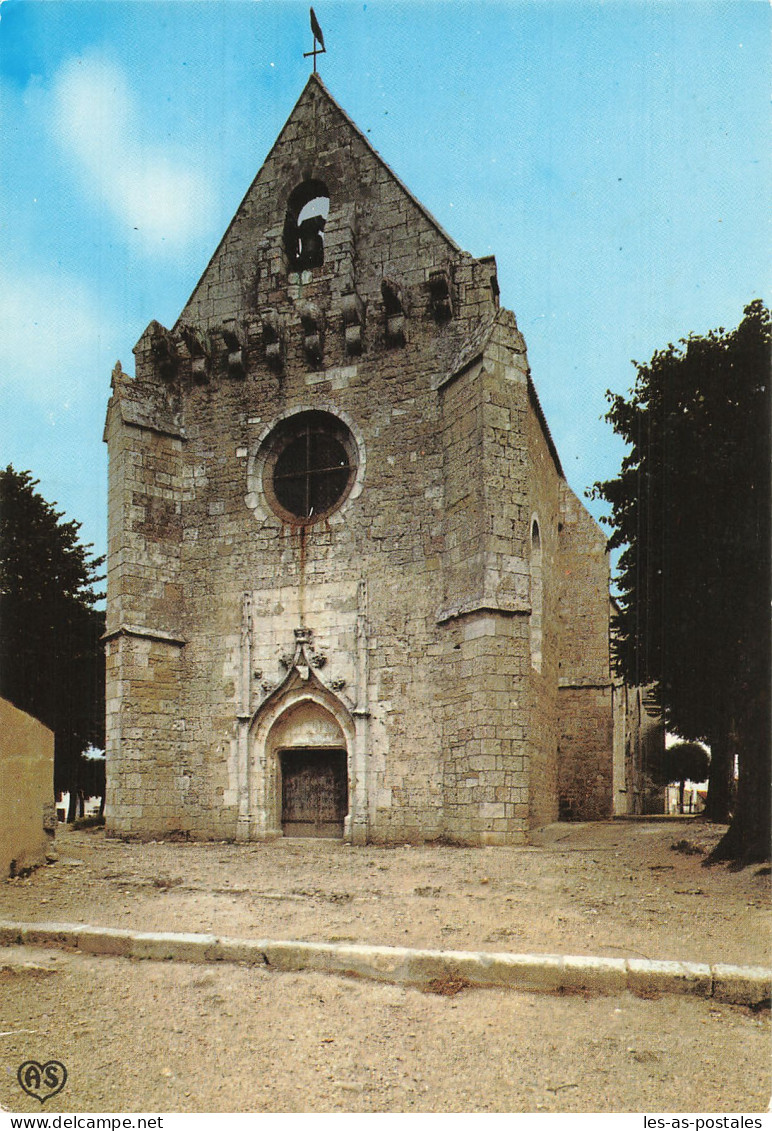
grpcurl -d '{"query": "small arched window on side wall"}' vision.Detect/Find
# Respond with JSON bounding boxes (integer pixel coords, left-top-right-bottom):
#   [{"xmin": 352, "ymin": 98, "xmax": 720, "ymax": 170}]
[
  {"xmin": 530, "ymin": 517, "xmax": 543, "ymax": 673},
  {"xmin": 284, "ymin": 180, "xmax": 330, "ymax": 271}
]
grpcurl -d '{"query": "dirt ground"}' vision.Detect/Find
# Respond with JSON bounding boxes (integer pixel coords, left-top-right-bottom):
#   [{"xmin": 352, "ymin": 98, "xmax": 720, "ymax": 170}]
[
  {"xmin": 2, "ymin": 818, "xmax": 768, "ymax": 966},
  {"xmin": 0, "ymin": 818, "xmax": 769, "ymax": 1114}
]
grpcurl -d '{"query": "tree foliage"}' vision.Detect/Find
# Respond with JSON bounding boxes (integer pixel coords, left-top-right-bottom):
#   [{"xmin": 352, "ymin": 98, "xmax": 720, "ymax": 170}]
[
  {"xmin": 664, "ymin": 742, "xmax": 710, "ymax": 815},
  {"xmin": 0, "ymin": 467, "xmax": 105, "ymax": 816},
  {"xmin": 592, "ymin": 301, "xmax": 771, "ymax": 861}
]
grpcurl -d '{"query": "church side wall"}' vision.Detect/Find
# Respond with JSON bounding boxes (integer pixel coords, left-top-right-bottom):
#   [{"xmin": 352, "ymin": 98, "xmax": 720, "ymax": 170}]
[
  {"xmin": 523, "ymin": 396, "xmax": 562, "ymax": 830},
  {"xmin": 556, "ymin": 483, "xmax": 614, "ymax": 820},
  {"xmin": 438, "ymin": 363, "xmax": 529, "ymax": 845}
]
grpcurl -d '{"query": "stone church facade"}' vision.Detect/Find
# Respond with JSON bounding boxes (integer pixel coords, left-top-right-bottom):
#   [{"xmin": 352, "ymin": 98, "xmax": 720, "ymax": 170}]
[{"xmin": 104, "ymin": 76, "xmax": 614, "ymax": 845}]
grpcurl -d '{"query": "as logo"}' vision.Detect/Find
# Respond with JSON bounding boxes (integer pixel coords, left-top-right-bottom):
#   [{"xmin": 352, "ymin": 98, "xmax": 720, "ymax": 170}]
[{"xmin": 17, "ymin": 1060, "xmax": 68, "ymax": 1104}]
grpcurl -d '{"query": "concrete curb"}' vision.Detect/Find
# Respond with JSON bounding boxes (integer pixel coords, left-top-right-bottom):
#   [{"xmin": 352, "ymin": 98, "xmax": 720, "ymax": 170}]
[{"xmin": 0, "ymin": 920, "xmax": 768, "ymax": 1006}]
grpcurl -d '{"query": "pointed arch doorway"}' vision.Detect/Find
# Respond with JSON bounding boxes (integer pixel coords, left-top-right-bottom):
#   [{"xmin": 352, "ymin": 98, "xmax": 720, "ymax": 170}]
[{"xmin": 264, "ymin": 697, "xmax": 350, "ymax": 840}]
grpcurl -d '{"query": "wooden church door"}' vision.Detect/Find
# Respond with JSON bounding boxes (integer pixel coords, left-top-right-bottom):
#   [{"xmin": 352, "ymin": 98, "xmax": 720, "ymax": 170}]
[{"xmin": 280, "ymin": 748, "xmax": 348, "ymax": 838}]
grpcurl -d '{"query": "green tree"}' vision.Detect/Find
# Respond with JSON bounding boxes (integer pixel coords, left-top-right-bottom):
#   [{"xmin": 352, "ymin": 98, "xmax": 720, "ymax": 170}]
[
  {"xmin": 592, "ymin": 301, "xmax": 771, "ymax": 862},
  {"xmin": 0, "ymin": 467, "xmax": 106, "ymax": 819},
  {"xmin": 664, "ymin": 742, "xmax": 710, "ymax": 815}
]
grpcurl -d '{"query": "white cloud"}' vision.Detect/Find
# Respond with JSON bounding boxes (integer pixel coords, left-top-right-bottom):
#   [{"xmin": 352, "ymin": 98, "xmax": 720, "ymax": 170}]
[
  {"xmin": 0, "ymin": 268, "xmax": 115, "ymax": 407},
  {"xmin": 52, "ymin": 56, "xmax": 214, "ymax": 252}
]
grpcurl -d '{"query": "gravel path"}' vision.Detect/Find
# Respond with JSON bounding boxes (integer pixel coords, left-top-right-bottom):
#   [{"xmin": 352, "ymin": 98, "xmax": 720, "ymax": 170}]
[{"xmin": 2, "ymin": 819, "xmax": 768, "ymax": 966}]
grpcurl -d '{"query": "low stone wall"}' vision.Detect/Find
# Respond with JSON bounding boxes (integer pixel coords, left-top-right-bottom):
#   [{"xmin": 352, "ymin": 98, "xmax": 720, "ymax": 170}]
[{"xmin": 0, "ymin": 699, "xmax": 55, "ymax": 876}]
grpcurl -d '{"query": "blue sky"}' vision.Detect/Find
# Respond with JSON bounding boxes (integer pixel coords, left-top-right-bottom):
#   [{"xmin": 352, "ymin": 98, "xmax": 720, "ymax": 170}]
[{"xmin": 1, "ymin": 0, "xmax": 769, "ymax": 571}]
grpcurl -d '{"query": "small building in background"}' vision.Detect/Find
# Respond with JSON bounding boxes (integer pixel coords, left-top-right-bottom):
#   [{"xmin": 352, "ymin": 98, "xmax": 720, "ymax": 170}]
[
  {"xmin": 0, "ymin": 697, "xmax": 56, "ymax": 875},
  {"xmin": 665, "ymin": 781, "xmax": 708, "ymax": 815},
  {"xmin": 55, "ymin": 792, "xmax": 103, "ymax": 823}
]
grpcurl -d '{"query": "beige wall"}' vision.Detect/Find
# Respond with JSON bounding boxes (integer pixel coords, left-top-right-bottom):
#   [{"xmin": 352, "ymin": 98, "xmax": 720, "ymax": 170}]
[{"xmin": 0, "ymin": 698, "xmax": 55, "ymax": 876}]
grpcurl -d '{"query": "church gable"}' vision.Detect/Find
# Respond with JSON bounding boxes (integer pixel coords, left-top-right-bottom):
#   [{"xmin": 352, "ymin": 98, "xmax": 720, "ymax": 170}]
[
  {"xmin": 179, "ymin": 75, "xmax": 466, "ymax": 331},
  {"xmin": 109, "ymin": 74, "xmax": 512, "ymax": 418}
]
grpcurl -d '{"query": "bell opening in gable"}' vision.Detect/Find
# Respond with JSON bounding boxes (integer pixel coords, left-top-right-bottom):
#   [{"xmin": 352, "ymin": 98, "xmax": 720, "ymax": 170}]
[{"xmin": 284, "ymin": 181, "xmax": 330, "ymax": 271}]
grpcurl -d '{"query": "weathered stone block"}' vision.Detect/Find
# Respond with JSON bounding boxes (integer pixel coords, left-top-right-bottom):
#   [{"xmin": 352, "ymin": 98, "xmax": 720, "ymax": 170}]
[
  {"xmin": 712, "ymin": 963, "xmax": 771, "ymax": 1006},
  {"xmin": 626, "ymin": 958, "xmax": 712, "ymax": 999}
]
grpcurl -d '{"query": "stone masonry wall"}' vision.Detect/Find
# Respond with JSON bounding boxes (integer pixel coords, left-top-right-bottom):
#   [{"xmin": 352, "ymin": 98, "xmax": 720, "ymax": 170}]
[
  {"xmin": 104, "ymin": 363, "xmax": 186, "ymax": 836},
  {"xmin": 557, "ymin": 685, "xmax": 614, "ymax": 820},
  {"xmin": 438, "ymin": 612, "xmax": 530, "ymax": 845},
  {"xmin": 524, "ymin": 391, "xmax": 562, "ymax": 829},
  {"xmin": 104, "ymin": 634, "xmax": 185, "ymax": 836},
  {"xmin": 436, "ymin": 314, "xmax": 566, "ymax": 841},
  {"xmin": 556, "ymin": 483, "xmax": 614, "ymax": 819},
  {"xmin": 437, "ymin": 355, "xmax": 531, "ymax": 844}
]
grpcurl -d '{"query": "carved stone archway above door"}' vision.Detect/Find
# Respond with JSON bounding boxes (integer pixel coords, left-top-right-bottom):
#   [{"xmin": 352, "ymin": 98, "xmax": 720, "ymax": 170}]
[{"xmin": 246, "ymin": 676, "xmax": 368, "ymax": 843}]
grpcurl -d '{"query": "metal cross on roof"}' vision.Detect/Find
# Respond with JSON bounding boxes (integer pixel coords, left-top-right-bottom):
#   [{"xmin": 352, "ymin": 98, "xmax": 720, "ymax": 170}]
[{"xmin": 304, "ymin": 8, "xmax": 326, "ymax": 73}]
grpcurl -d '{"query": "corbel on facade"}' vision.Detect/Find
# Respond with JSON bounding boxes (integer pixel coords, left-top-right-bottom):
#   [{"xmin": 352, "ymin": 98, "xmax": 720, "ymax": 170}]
[
  {"xmin": 381, "ymin": 277, "xmax": 406, "ymax": 347},
  {"xmin": 298, "ymin": 303, "xmax": 324, "ymax": 367},
  {"xmin": 222, "ymin": 321, "xmax": 245, "ymax": 378},
  {"xmin": 428, "ymin": 266, "xmax": 454, "ymax": 321},
  {"xmin": 341, "ymin": 290, "xmax": 365, "ymax": 356}
]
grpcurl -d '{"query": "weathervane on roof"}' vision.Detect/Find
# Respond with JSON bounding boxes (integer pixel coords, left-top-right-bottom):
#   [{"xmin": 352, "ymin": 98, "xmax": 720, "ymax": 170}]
[{"xmin": 304, "ymin": 8, "xmax": 326, "ymax": 73}]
